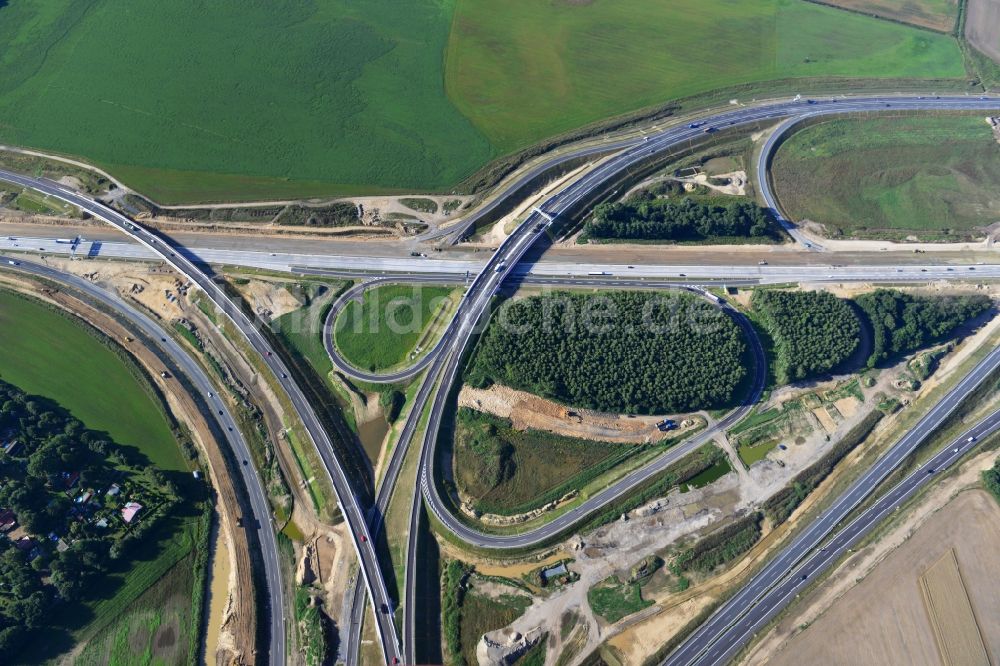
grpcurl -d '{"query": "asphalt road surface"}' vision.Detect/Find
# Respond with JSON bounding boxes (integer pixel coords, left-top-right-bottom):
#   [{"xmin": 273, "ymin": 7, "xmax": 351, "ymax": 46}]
[
  {"xmin": 0, "ymin": 254, "xmax": 287, "ymax": 665},
  {"xmin": 4, "ymin": 94, "xmax": 1000, "ymax": 666},
  {"xmin": 665, "ymin": 343, "xmax": 1000, "ymax": 666},
  {"xmin": 0, "ymin": 172, "xmax": 404, "ymax": 664}
]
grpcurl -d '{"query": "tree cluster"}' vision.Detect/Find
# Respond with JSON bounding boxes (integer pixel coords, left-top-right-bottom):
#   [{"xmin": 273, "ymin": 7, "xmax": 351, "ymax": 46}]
[
  {"xmin": 752, "ymin": 290, "xmax": 861, "ymax": 384},
  {"xmin": 855, "ymin": 289, "xmax": 992, "ymax": 367},
  {"xmin": 0, "ymin": 381, "xmax": 177, "ymax": 658},
  {"xmin": 469, "ymin": 291, "xmax": 748, "ymax": 414},
  {"xmin": 585, "ymin": 197, "xmax": 780, "ymax": 242}
]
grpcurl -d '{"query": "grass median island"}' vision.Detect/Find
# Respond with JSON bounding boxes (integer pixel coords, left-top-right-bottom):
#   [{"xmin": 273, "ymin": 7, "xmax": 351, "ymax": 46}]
[
  {"xmin": 334, "ymin": 284, "xmax": 456, "ymax": 372},
  {"xmin": 771, "ymin": 116, "xmax": 1000, "ymax": 240},
  {"xmin": 583, "ymin": 197, "xmax": 782, "ymax": 244},
  {"xmin": 752, "ymin": 289, "xmax": 861, "ymax": 384},
  {"xmin": 0, "ymin": 290, "xmax": 183, "ymax": 471},
  {"xmin": 453, "ymin": 409, "xmax": 654, "ymax": 516},
  {"xmin": 467, "ymin": 291, "xmax": 748, "ymax": 415},
  {"xmin": 446, "ymin": 0, "xmax": 965, "ymax": 151}
]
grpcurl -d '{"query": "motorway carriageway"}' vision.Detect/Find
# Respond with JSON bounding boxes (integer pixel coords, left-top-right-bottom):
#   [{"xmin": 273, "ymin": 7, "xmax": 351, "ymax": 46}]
[
  {"xmin": 4, "ymin": 95, "xmax": 1000, "ymax": 666},
  {"xmin": 665, "ymin": 342, "xmax": 1000, "ymax": 666},
  {"xmin": 0, "ymin": 170, "xmax": 405, "ymax": 665},
  {"xmin": 0, "ymin": 254, "xmax": 287, "ymax": 665},
  {"xmin": 2, "ymin": 234, "xmax": 999, "ymax": 285}
]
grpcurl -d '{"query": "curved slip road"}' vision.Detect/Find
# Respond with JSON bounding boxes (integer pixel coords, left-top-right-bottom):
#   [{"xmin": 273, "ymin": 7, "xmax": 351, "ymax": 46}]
[
  {"xmin": 0, "ymin": 254, "xmax": 287, "ymax": 665},
  {"xmin": 332, "ymin": 94, "xmax": 1000, "ymax": 662},
  {"xmin": 396, "ymin": 95, "xmax": 1000, "ymax": 549},
  {"xmin": 5, "ymin": 95, "xmax": 1000, "ymax": 666},
  {"xmin": 0, "ymin": 172, "xmax": 404, "ymax": 665}
]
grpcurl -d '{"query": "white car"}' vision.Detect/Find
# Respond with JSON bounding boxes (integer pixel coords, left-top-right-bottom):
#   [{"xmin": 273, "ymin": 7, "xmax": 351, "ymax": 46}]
[{"xmin": 968, "ymin": 436, "xmax": 976, "ymax": 443}]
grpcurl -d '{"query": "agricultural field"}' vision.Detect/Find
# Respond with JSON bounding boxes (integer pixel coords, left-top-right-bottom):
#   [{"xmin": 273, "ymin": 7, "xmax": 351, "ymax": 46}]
[
  {"xmin": 0, "ymin": 0, "xmax": 969, "ymax": 202},
  {"xmin": 770, "ymin": 116, "xmax": 1000, "ymax": 241},
  {"xmin": 74, "ymin": 554, "xmax": 198, "ymax": 666},
  {"xmin": 965, "ymin": 0, "xmax": 1000, "ymax": 66},
  {"xmin": 817, "ymin": 0, "xmax": 958, "ymax": 32},
  {"xmin": 767, "ymin": 491, "xmax": 1000, "ymax": 665},
  {"xmin": 0, "ymin": 0, "xmax": 492, "ymax": 203},
  {"xmin": 0, "ymin": 290, "xmax": 183, "ymax": 471},
  {"xmin": 446, "ymin": 0, "xmax": 965, "ymax": 150},
  {"xmin": 334, "ymin": 284, "xmax": 457, "ymax": 372}
]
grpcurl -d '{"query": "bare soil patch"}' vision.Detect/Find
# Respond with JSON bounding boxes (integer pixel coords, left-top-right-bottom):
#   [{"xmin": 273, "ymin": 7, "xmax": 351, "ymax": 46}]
[
  {"xmin": 458, "ymin": 383, "xmax": 702, "ymax": 444},
  {"xmin": 966, "ymin": 0, "xmax": 1000, "ymax": 63},
  {"xmin": 754, "ymin": 490, "xmax": 1000, "ymax": 666},
  {"xmin": 815, "ymin": 0, "xmax": 958, "ymax": 32}
]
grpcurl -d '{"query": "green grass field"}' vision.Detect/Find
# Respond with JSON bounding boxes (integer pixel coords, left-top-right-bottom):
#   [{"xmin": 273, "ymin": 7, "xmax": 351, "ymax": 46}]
[
  {"xmin": 334, "ymin": 284, "xmax": 455, "ymax": 372},
  {"xmin": 453, "ymin": 409, "xmax": 645, "ymax": 516},
  {"xmin": 446, "ymin": 0, "xmax": 966, "ymax": 150},
  {"xmin": 0, "ymin": 0, "xmax": 968, "ymax": 202},
  {"xmin": 74, "ymin": 553, "xmax": 197, "ymax": 666},
  {"xmin": 0, "ymin": 0, "xmax": 492, "ymax": 203},
  {"xmin": 587, "ymin": 576, "xmax": 653, "ymax": 624},
  {"xmin": 0, "ymin": 290, "xmax": 183, "ymax": 470},
  {"xmin": 771, "ymin": 115, "xmax": 1000, "ymax": 240}
]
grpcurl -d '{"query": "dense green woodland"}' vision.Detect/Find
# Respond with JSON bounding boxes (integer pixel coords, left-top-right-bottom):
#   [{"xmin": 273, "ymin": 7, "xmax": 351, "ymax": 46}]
[
  {"xmin": 752, "ymin": 290, "xmax": 861, "ymax": 384},
  {"xmin": 855, "ymin": 290, "xmax": 992, "ymax": 367},
  {"xmin": 585, "ymin": 198, "xmax": 780, "ymax": 243},
  {"xmin": 0, "ymin": 381, "xmax": 181, "ymax": 658},
  {"xmin": 469, "ymin": 291, "xmax": 748, "ymax": 414}
]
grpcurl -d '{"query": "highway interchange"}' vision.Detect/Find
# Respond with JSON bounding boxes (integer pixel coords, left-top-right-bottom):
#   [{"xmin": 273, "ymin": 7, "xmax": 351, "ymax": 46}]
[{"xmin": 2, "ymin": 93, "xmax": 1000, "ymax": 665}]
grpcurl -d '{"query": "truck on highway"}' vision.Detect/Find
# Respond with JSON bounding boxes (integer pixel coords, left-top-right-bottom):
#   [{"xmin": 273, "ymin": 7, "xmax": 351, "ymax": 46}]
[{"xmin": 588, "ymin": 271, "xmax": 610, "ymax": 276}]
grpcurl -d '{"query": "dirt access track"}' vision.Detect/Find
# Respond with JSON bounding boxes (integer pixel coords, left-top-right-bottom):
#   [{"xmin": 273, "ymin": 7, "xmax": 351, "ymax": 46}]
[
  {"xmin": 0, "ymin": 271, "xmax": 259, "ymax": 665},
  {"xmin": 967, "ymin": 0, "xmax": 1000, "ymax": 64}
]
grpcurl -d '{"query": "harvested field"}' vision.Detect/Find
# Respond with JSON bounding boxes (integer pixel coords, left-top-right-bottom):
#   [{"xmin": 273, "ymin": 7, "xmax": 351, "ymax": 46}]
[
  {"xmin": 966, "ymin": 0, "xmax": 1000, "ymax": 64},
  {"xmin": 764, "ymin": 491, "xmax": 1000, "ymax": 666},
  {"xmin": 919, "ymin": 549, "xmax": 989, "ymax": 666},
  {"xmin": 813, "ymin": 0, "xmax": 958, "ymax": 32}
]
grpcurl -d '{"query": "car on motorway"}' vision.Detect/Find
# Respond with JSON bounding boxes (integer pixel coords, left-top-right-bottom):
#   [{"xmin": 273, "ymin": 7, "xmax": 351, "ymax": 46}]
[
  {"xmin": 360, "ymin": 534, "xmax": 367, "ymax": 543},
  {"xmin": 968, "ymin": 436, "xmax": 977, "ymax": 442}
]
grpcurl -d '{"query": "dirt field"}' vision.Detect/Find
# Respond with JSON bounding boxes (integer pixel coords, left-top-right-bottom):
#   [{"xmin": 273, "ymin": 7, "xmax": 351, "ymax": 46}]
[
  {"xmin": 920, "ymin": 549, "xmax": 989, "ymax": 666},
  {"xmin": 966, "ymin": 0, "xmax": 1000, "ymax": 63},
  {"xmin": 458, "ymin": 384, "xmax": 702, "ymax": 444},
  {"xmin": 816, "ymin": 0, "xmax": 958, "ymax": 31},
  {"xmin": 758, "ymin": 490, "xmax": 1000, "ymax": 666}
]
